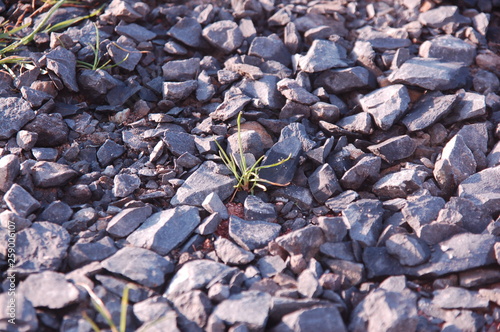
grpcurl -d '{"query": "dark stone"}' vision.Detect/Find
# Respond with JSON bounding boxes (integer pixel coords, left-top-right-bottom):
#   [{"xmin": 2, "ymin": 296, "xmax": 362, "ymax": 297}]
[
  {"xmin": 210, "ymin": 94, "xmax": 252, "ymax": 121},
  {"xmin": 259, "ymin": 137, "xmax": 301, "ymax": 186},
  {"xmin": 401, "ymin": 92, "xmax": 458, "ymax": 132},
  {"xmin": 298, "ymin": 39, "xmax": 347, "ymax": 73},
  {"xmin": 373, "ymin": 170, "xmax": 423, "ymax": 199},
  {"xmin": 23, "ymin": 113, "xmax": 69, "ymax": 147},
  {"xmin": 106, "ymin": 206, "xmax": 153, "ymax": 238},
  {"xmin": 172, "ymin": 290, "xmax": 213, "ymax": 329},
  {"xmin": 168, "ymin": 17, "xmax": 203, "ymax": 48},
  {"xmin": 0, "ymin": 97, "xmax": 35, "ymax": 140},
  {"xmin": 277, "ymin": 78, "xmax": 320, "ymax": 105},
  {"xmin": 386, "ymin": 233, "xmax": 431, "ymax": 266},
  {"xmin": 244, "ymin": 195, "xmax": 277, "ymax": 223},
  {"xmin": 4, "ymin": 184, "xmax": 40, "ymax": 217},
  {"xmin": 115, "ymin": 23, "xmax": 157, "ymax": 42},
  {"xmin": 32, "ymin": 161, "xmax": 78, "ymax": 188},
  {"xmin": 360, "ymin": 84, "xmax": 410, "ymax": 130},
  {"xmin": 275, "ymin": 226, "xmax": 325, "ymax": 261},
  {"xmin": 97, "ymin": 139, "xmax": 126, "ymax": 167},
  {"xmin": 402, "ymin": 195, "xmax": 446, "ymax": 233},
  {"xmin": 20, "ymin": 86, "xmax": 52, "ymax": 107},
  {"xmin": 340, "ymin": 155, "xmax": 381, "ymax": 190},
  {"xmin": 162, "ymin": 58, "xmax": 200, "ymax": 81},
  {"xmin": 315, "ymin": 67, "xmax": 372, "ymax": 94},
  {"xmin": 308, "ymin": 164, "xmax": 342, "ymax": 203},
  {"xmin": 39, "ymin": 200, "xmax": 73, "ymax": 224},
  {"xmin": 325, "ymin": 190, "xmax": 359, "ymax": 213},
  {"xmin": 317, "ymin": 216, "xmax": 348, "ymax": 242},
  {"xmin": 19, "ymin": 271, "xmax": 79, "ymax": 309},
  {"xmin": 343, "ymin": 199, "xmax": 384, "ymax": 247},
  {"xmin": 202, "ymin": 20, "xmax": 244, "ymax": 54},
  {"xmin": 229, "ymin": 215, "xmax": 281, "ymax": 251},
  {"xmin": 368, "ymin": 135, "xmax": 417, "ymax": 164},
  {"xmin": 45, "ymin": 47, "xmax": 78, "ymax": 92},
  {"xmin": 214, "ymin": 237, "xmax": 255, "ymax": 265},
  {"xmin": 163, "ymin": 80, "xmax": 198, "ymax": 101},
  {"xmin": 163, "ymin": 131, "xmax": 196, "ymax": 157},
  {"xmin": 419, "ymin": 35, "xmax": 476, "ymax": 65},
  {"xmin": 271, "ymin": 185, "xmax": 314, "ymax": 210},
  {"xmin": 248, "ymin": 35, "xmax": 291, "ymax": 66},
  {"xmin": 68, "ymin": 236, "xmax": 117, "ymax": 269}
]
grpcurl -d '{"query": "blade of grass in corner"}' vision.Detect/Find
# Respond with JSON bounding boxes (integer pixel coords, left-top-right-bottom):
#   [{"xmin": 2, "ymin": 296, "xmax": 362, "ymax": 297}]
[
  {"xmin": 43, "ymin": 3, "xmax": 106, "ymax": 34},
  {"xmin": 79, "ymin": 283, "xmax": 119, "ymax": 332}
]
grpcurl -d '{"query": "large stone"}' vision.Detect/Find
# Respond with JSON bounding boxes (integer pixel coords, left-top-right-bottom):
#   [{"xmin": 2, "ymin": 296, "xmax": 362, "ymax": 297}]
[
  {"xmin": 275, "ymin": 226, "xmax": 325, "ymax": 260},
  {"xmin": 214, "ymin": 237, "xmax": 255, "ymax": 265},
  {"xmin": 419, "ymin": 35, "xmax": 476, "ymax": 65},
  {"xmin": 446, "ymin": 92, "xmax": 487, "ymax": 123},
  {"xmin": 68, "ymin": 236, "xmax": 117, "ymax": 269},
  {"xmin": 343, "ymin": 199, "xmax": 384, "ymax": 247},
  {"xmin": 368, "ymin": 135, "xmax": 416, "ymax": 164},
  {"xmin": 419, "ymin": 5, "xmax": 469, "ymax": 29},
  {"xmin": 210, "ymin": 94, "xmax": 252, "ymax": 121},
  {"xmin": 163, "ymin": 80, "xmax": 198, "ymax": 100},
  {"xmin": 171, "ymin": 161, "xmax": 237, "ymax": 206},
  {"xmin": 229, "ymin": 215, "xmax": 281, "ymax": 251},
  {"xmin": 97, "ymin": 139, "xmax": 125, "ymax": 167},
  {"xmin": 277, "ymin": 78, "xmax": 320, "ymax": 105},
  {"xmin": 340, "ymin": 155, "xmax": 381, "ymax": 190},
  {"xmin": 248, "ymin": 35, "xmax": 291, "ymax": 66},
  {"xmin": 401, "ymin": 92, "xmax": 458, "ymax": 132},
  {"xmin": 274, "ymin": 306, "xmax": 347, "ymax": 332},
  {"xmin": 0, "ymin": 292, "xmax": 38, "ymax": 332},
  {"xmin": 308, "ymin": 163, "xmax": 342, "ymax": 203},
  {"xmin": 259, "ymin": 137, "xmax": 301, "ymax": 186},
  {"xmin": 244, "ymin": 195, "xmax": 277, "ymax": 223},
  {"xmin": 163, "ymin": 131, "xmax": 196, "ymax": 157},
  {"xmin": 298, "ymin": 39, "xmax": 348, "ymax": 73},
  {"xmin": 360, "ymin": 84, "xmax": 410, "ymax": 130},
  {"xmin": 106, "ymin": 206, "xmax": 153, "ymax": 238},
  {"xmin": 432, "ymin": 287, "xmax": 489, "ymax": 309},
  {"xmin": 4, "ymin": 184, "xmax": 40, "ymax": 218},
  {"xmin": 386, "ymin": 233, "xmax": 431, "ymax": 267},
  {"xmin": 0, "ymin": 97, "xmax": 35, "ymax": 140},
  {"xmin": 112, "ymin": 173, "xmax": 141, "ymax": 197},
  {"xmin": 458, "ymin": 165, "xmax": 500, "ymax": 215},
  {"xmin": 31, "ymin": 161, "xmax": 78, "ymax": 188},
  {"xmin": 28, "ymin": 113, "xmax": 72, "ymax": 147},
  {"xmin": 45, "ymin": 46, "xmax": 78, "ymax": 92},
  {"xmin": 373, "ymin": 170, "xmax": 423, "ymax": 199},
  {"xmin": 0, "ymin": 155, "xmax": 19, "ymax": 192},
  {"xmin": 172, "ymin": 290, "xmax": 213, "ymax": 329},
  {"xmin": 168, "ymin": 17, "xmax": 203, "ymax": 48},
  {"xmin": 127, "ymin": 206, "xmax": 200, "ymax": 255},
  {"xmin": 402, "ymin": 195, "xmax": 446, "ymax": 232},
  {"xmin": 19, "ymin": 271, "xmax": 79, "ymax": 309},
  {"xmin": 315, "ymin": 66, "xmax": 372, "ymax": 94},
  {"xmin": 202, "ymin": 20, "xmax": 243, "ymax": 54}
]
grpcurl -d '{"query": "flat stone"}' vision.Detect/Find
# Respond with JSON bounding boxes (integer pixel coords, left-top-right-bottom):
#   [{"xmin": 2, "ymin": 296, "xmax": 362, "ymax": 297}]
[
  {"xmin": 78, "ymin": 69, "xmax": 121, "ymax": 95},
  {"xmin": 45, "ymin": 46, "xmax": 78, "ymax": 92},
  {"xmin": 112, "ymin": 173, "xmax": 141, "ymax": 197},
  {"xmin": 373, "ymin": 169, "xmax": 423, "ymax": 199},
  {"xmin": 210, "ymin": 94, "xmax": 252, "ymax": 121},
  {"xmin": 458, "ymin": 165, "xmax": 500, "ymax": 215},
  {"xmin": 0, "ymin": 97, "xmax": 35, "ymax": 140},
  {"xmin": 259, "ymin": 137, "xmax": 301, "ymax": 186},
  {"xmin": 32, "ymin": 147, "xmax": 58, "ymax": 161},
  {"xmin": 106, "ymin": 206, "xmax": 153, "ymax": 238},
  {"xmin": 166, "ymin": 259, "xmax": 235, "ymax": 296},
  {"xmin": 315, "ymin": 66, "xmax": 372, "ymax": 94},
  {"xmin": 215, "ymin": 237, "xmax": 255, "ymax": 265},
  {"xmin": 115, "ymin": 23, "xmax": 156, "ymax": 42},
  {"xmin": 168, "ymin": 17, "xmax": 203, "ymax": 48},
  {"xmin": 275, "ymin": 226, "xmax": 325, "ymax": 261},
  {"xmin": 386, "ymin": 233, "xmax": 431, "ymax": 266},
  {"xmin": 38, "ymin": 200, "xmax": 73, "ymax": 224},
  {"xmin": 473, "ymin": 69, "xmax": 500, "ymax": 94},
  {"xmin": 4, "ymin": 184, "xmax": 40, "ymax": 218},
  {"xmin": 212, "ymin": 291, "xmax": 272, "ymax": 330},
  {"xmin": 433, "ymin": 134, "xmax": 476, "ymax": 194},
  {"xmin": 97, "ymin": 139, "xmax": 125, "ymax": 167},
  {"xmin": 388, "ymin": 57, "xmax": 469, "ymax": 90},
  {"xmin": 437, "ymin": 197, "xmax": 491, "ymax": 234},
  {"xmin": 197, "ymin": 213, "xmax": 223, "ymax": 235},
  {"xmin": 323, "ymin": 259, "xmax": 365, "ymax": 286},
  {"xmin": 163, "ymin": 131, "xmax": 196, "ymax": 157},
  {"xmin": 325, "ymin": 190, "xmax": 359, "ymax": 213},
  {"xmin": 19, "ymin": 271, "xmax": 79, "ymax": 309},
  {"xmin": 202, "ymin": 20, "xmax": 243, "ymax": 54},
  {"xmin": 171, "ymin": 161, "xmax": 237, "ymax": 206},
  {"xmin": 102, "ymin": 246, "xmax": 174, "ymax": 288},
  {"xmin": 419, "ymin": 5, "xmax": 469, "ymax": 29},
  {"xmin": 343, "ymin": 199, "xmax": 384, "ymax": 247},
  {"xmin": 133, "ymin": 296, "xmax": 174, "ymax": 325},
  {"xmin": 271, "ymin": 185, "xmax": 314, "ymax": 210},
  {"xmin": 402, "ymin": 195, "xmax": 446, "ymax": 232},
  {"xmin": 487, "ymin": 141, "xmax": 500, "ymax": 167},
  {"xmin": 278, "ymin": 122, "xmax": 316, "ymax": 152},
  {"xmin": 244, "ymin": 195, "xmax": 277, "ymax": 223},
  {"xmin": 274, "ymin": 306, "xmax": 346, "ymax": 332},
  {"xmin": 68, "ymin": 236, "xmax": 117, "ymax": 269},
  {"xmin": 277, "ymin": 78, "xmax": 319, "ymax": 105},
  {"xmin": 337, "ymin": 112, "xmax": 373, "ymax": 135},
  {"xmin": 15, "ymin": 221, "xmax": 70, "ymax": 275},
  {"xmin": 202, "ymin": 192, "xmax": 229, "ymax": 220},
  {"xmin": 23, "ymin": 113, "xmax": 68, "ymax": 147},
  {"xmin": 340, "ymin": 155, "xmax": 381, "ymax": 190},
  {"xmin": 163, "ymin": 80, "xmax": 198, "ymax": 101},
  {"xmin": 298, "ymin": 39, "xmax": 348, "ymax": 73},
  {"xmin": 360, "ymin": 84, "xmax": 410, "ymax": 130},
  {"xmin": 446, "ymin": 92, "xmax": 487, "ymax": 123},
  {"xmin": 226, "ymin": 130, "xmax": 264, "ymax": 158},
  {"xmin": 229, "ymin": 215, "xmax": 281, "ymax": 251},
  {"xmin": 257, "ymin": 255, "xmax": 286, "ymax": 278},
  {"xmin": 0, "ymin": 154, "xmax": 20, "ymax": 192},
  {"xmin": 236, "ymin": 75, "xmax": 285, "ymax": 109},
  {"xmin": 419, "ymin": 35, "xmax": 476, "ymax": 65},
  {"xmin": 20, "ymin": 86, "xmax": 52, "ymax": 107},
  {"xmin": 320, "ymin": 242, "xmax": 355, "ymax": 261},
  {"xmin": 401, "ymin": 92, "xmax": 458, "ymax": 132},
  {"xmin": 432, "ymin": 287, "xmax": 489, "ymax": 309},
  {"xmin": 368, "ymin": 135, "xmax": 416, "ymax": 164},
  {"xmin": 317, "ymin": 216, "xmax": 348, "ymax": 243},
  {"xmin": 31, "ymin": 161, "xmax": 78, "ymax": 188},
  {"xmin": 127, "ymin": 206, "xmax": 200, "ymax": 255},
  {"xmin": 248, "ymin": 35, "xmax": 291, "ymax": 66}
]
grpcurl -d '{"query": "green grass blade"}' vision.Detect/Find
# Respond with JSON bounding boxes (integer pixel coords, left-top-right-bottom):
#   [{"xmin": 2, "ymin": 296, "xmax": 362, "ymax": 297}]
[
  {"xmin": 119, "ymin": 285, "xmax": 132, "ymax": 332},
  {"xmin": 43, "ymin": 3, "xmax": 105, "ymax": 33},
  {"xmin": 82, "ymin": 312, "xmax": 102, "ymax": 332},
  {"xmin": 78, "ymin": 283, "xmax": 119, "ymax": 332}
]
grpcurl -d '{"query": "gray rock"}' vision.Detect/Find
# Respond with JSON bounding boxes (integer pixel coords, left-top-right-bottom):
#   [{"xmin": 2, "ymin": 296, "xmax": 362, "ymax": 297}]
[
  {"xmin": 274, "ymin": 306, "xmax": 346, "ymax": 332},
  {"xmin": 446, "ymin": 92, "xmax": 487, "ymax": 123},
  {"xmin": 19, "ymin": 271, "xmax": 79, "ymax": 309},
  {"xmin": 308, "ymin": 164, "xmax": 342, "ymax": 203},
  {"xmin": 402, "ymin": 195, "xmax": 446, "ymax": 232},
  {"xmin": 168, "ymin": 17, "xmax": 203, "ymax": 48},
  {"xmin": 401, "ymin": 92, "xmax": 458, "ymax": 132},
  {"xmin": 244, "ymin": 195, "xmax": 277, "ymax": 223},
  {"xmin": 20, "ymin": 86, "xmax": 52, "ymax": 107},
  {"xmin": 78, "ymin": 69, "xmax": 121, "ymax": 95},
  {"xmin": 202, "ymin": 192, "xmax": 229, "ymax": 220},
  {"xmin": 343, "ymin": 199, "xmax": 384, "ymax": 247},
  {"xmin": 23, "ymin": 113, "xmax": 68, "ymax": 147},
  {"xmin": 0, "ymin": 292, "xmax": 38, "ymax": 332},
  {"xmin": 127, "ymin": 206, "xmax": 200, "ymax": 255},
  {"xmin": 259, "ymin": 137, "xmax": 301, "ymax": 186},
  {"xmin": 0, "ymin": 154, "xmax": 20, "ymax": 192},
  {"xmin": 163, "ymin": 80, "xmax": 198, "ymax": 101},
  {"xmin": 432, "ymin": 287, "xmax": 489, "ymax": 309},
  {"xmin": 325, "ymin": 190, "xmax": 359, "ymax": 213},
  {"xmin": 277, "ymin": 78, "xmax": 320, "ymax": 105},
  {"xmin": 16, "ymin": 130, "xmax": 38, "ymax": 150},
  {"xmin": 323, "ymin": 259, "xmax": 365, "ymax": 286},
  {"xmin": 107, "ymin": 206, "xmax": 153, "ymax": 237},
  {"xmin": 0, "ymin": 97, "xmax": 35, "ymax": 140},
  {"xmin": 210, "ymin": 94, "xmax": 252, "ymax": 121},
  {"xmin": 4, "ymin": 184, "xmax": 40, "ymax": 218},
  {"xmin": 433, "ymin": 135, "xmax": 476, "ymax": 194},
  {"xmin": 275, "ymin": 226, "xmax": 325, "ymax": 261},
  {"xmin": 419, "ymin": 5, "xmax": 469, "ymax": 29},
  {"xmin": 373, "ymin": 169, "xmax": 423, "ymax": 199},
  {"xmin": 215, "ymin": 237, "xmax": 255, "ymax": 265},
  {"xmin": 97, "ymin": 139, "xmax": 125, "ymax": 167},
  {"xmin": 32, "ymin": 147, "xmax": 58, "ymax": 161},
  {"xmin": 197, "ymin": 213, "xmax": 223, "ymax": 235},
  {"xmin": 473, "ymin": 69, "xmax": 500, "ymax": 94},
  {"xmin": 336, "ymin": 112, "xmax": 373, "ymax": 135},
  {"xmin": 388, "ymin": 57, "xmax": 469, "ymax": 90},
  {"xmin": 0, "ymin": 211, "xmax": 31, "ymax": 232},
  {"xmin": 107, "ymin": 41, "xmax": 142, "ymax": 71},
  {"xmin": 112, "ymin": 173, "xmax": 141, "ymax": 197},
  {"xmin": 315, "ymin": 66, "xmax": 372, "ymax": 94},
  {"xmin": 271, "ymin": 185, "xmax": 314, "ymax": 210},
  {"xmin": 203, "ymin": 20, "xmax": 244, "ymax": 54},
  {"xmin": 317, "ymin": 216, "xmax": 348, "ymax": 243},
  {"xmin": 249, "ymin": 35, "xmax": 291, "ymax": 66},
  {"xmin": 172, "ymin": 290, "xmax": 213, "ymax": 328},
  {"xmin": 227, "ymin": 130, "xmax": 264, "ymax": 158},
  {"xmin": 133, "ymin": 296, "xmax": 174, "ymax": 325},
  {"xmin": 310, "ymin": 102, "xmax": 340, "ymax": 123},
  {"xmin": 278, "ymin": 123, "xmax": 315, "ymax": 152},
  {"xmin": 306, "ymin": 137, "xmax": 335, "ymax": 165},
  {"xmin": 418, "ymin": 298, "xmax": 484, "ymax": 332},
  {"xmin": 163, "ymin": 58, "xmax": 200, "ymax": 82},
  {"xmin": 487, "ymin": 141, "xmax": 500, "ymax": 168},
  {"xmin": 340, "ymin": 155, "xmax": 381, "ymax": 190},
  {"xmin": 229, "ymin": 215, "xmax": 281, "ymax": 251},
  {"xmin": 163, "ymin": 131, "xmax": 196, "ymax": 157},
  {"xmin": 298, "ymin": 39, "xmax": 348, "ymax": 73},
  {"xmin": 115, "ymin": 23, "xmax": 156, "ymax": 42},
  {"xmin": 320, "ymin": 242, "xmax": 355, "ymax": 261},
  {"xmin": 45, "ymin": 47, "xmax": 78, "ymax": 92},
  {"xmin": 102, "ymin": 246, "xmax": 174, "ymax": 288},
  {"xmin": 436, "ymin": 197, "xmax": 491, "ymax": 234},
  {"xmin": 171, "ymin": 161, "xmax": 237, "ymax": 206},
  {"xmin": 166, "ymin": 259, "xmax": 234, "ymax": 296},
  {"xmin": 386, "ymin": 233, "xmax": 431, "ymax": 266},
  {"xmin": 68, "ymin": 236, "xmax": 117, "ymax": 269},
  {"xmin": 297, "ymin": 269, "xmax": 322, "ymax": 298},
  {"xmin": 360, "ymin": 84, "xmax": 410, "ymax": 130},
  {"xmin": 368, "ymin": 135, "xmax": 416, "ymax": 164},
  {"xmin": 212, "ymin": 291, "xmax": 272, "ymax": 330},
  {"xmin": 257, "ymin": 255, "xmax": 286, "ymax": 278},
  {"xmin": 31, "ymin": 161, "xmax": 78, "ymax": 188},
  {"xmin": 419, "ymin": 35, "xmax": 476, "ymax": 65},
  {"xmin": 458, "ymin": 165, "xmax": 500, "ymax": 215},
  {"xmin": 102, "ymin": 0, "xmax": 143, "ymax": 22}
]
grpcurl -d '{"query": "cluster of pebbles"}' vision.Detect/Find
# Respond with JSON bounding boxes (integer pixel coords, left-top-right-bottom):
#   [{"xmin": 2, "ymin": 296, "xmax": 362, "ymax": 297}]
[{"xmin": 1, "ymin": 0, "xmax": 500, "ymax": 331}]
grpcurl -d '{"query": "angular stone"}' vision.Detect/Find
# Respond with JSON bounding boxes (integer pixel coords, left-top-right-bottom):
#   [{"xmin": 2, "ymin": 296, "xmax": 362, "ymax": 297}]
[
  {"xmin": 360, "ymin": 84, "xmax": 410, "ymax": 130},
  {"xmin": 215, "ymin": 237, "xmax": 255, "ymax": 265},
  {"xmin": 210, "ymin": 94, "xmax": 252, "ymax": 121},
  {"xmin": 24, "ymin": 113, "xmax": 69, "ymax": 147},
  {"xmin": 229, "ymin": 215, "xmax": 281, "ymax": 251},
  {"xmin": 325, "ymin": 190, "xmax": 359, "ymax": 213},
  {"xmin": 278, "ymin": 122, "xmax": 316, "ymax": 152},
  {"xmin": 97, "ymin": 139, "xmax": 125, "ymax": 167},
  {"xmin": 163, "ymin": 80, "xmax": 198, "ymax": 100},
  {"xmin": 38, "ymin": 200, "xmax": 72, "ymax": 224},
  {"xmin": 68, "ymin": 236, "xmax": 117, "ymax": 269},
  {"xmin": 20, "ymin": 86, "xmax": 51, "ymax": 107},
  {"xmin": 419, "ymin": 5, "xmax": 469, "ymax": 29},
  {"xmin": 115, "ymin": 23, "xmax": 156, "ymax": 42},
  {"xmin": 102, "ymin": 246, "xmax": 174, "ymax": 288},
  {"xmin": 323, "ymin": 259, "xmax": 365, "ymax": 286},
  {"xmin": 401, "ymin": 92, "xmax": 458, "ymax": 132},
  {"xmin": 212, "ymin": 291, "xmax": 272, "ymax": 330},
  {"xmin": 172, "ymin": 290, "xmax": 213, "ymax": 328},
  {"xmin": 171, "ymin": 161, "xmax": 237, "ymax": 206},
  {"xmin": 402, "ymin": 195, "xmax": 446, "ymax": 232},
  {"xmin": 336, "ymin": 112, "xmax": 373, "ymax": 135},
  {"xmin": 45, "ymin": 46, "xmax": 78, "ymax": 92},
  {"xmin": 168, "ymin": 17, "xmax": 203, "ymax": 48},
  {"xmin": 257, "ymin": 255, "xmax": 286, "ymax": 278},
  {"xmin": 317, "ymin": 216, "xmax": 348, "ymax": 243},
  {"xmin": 388, "ymin": 57, "xmax": 469, "ymax": 90},
  {"xmin": 226, "ymin": 130, "xmax": 264, "ymax": 158},
  {"xmin": 320, "ymin": 242, "xmax": 355, "ymax": 261},
  {"xmin": 315, "ymin": 66, "xmax": 372, "ymax": 94},
  {"xmin": 458, "ymin": 165, "xmax": 500, "ymax": 215},
  {"xmin": 0, "ymin": 97, "xmax": 35, "ymax": 140},
  {"xmin": 386, "ymin": 233, "xmax": 431, "ymax": 267},
  {"xmin": 368, "ymin": 135, "xmax": 416, "ymax": 164},
  {"xmin": 343, "ymin": 199, "xmax": 384, "ymax": 247},
  {"xmin": 308, "ymin": 164, "xmax": 342, "ymax": 203},
  {"xmin": 202, "ymin": 20, "xmax": 243, "ymax": 54},
  {"xmin": 433, "ymin": 135, "xmax": 476, "ymax": 194},
  {"xmin": 202, "ymin": 192, "xmax": 229, "ymax": 220},
  {"xmin": 237, "ymin": 75, "xmax": 285, "ymax": 109},
  {"xmin": 275, "ymin": 226, "xmax": 325, "ymax": 261},
  {"xmin": 16, "ymin": 130, "xmax": 38, "ymax": 150},
  {"xmin": 419, "ymin": 35, "xmax": 476, "ymax": 65},
  {"xmin": 112, "ymin": 173, "xmax": 141, "ymax": 197},
  {"xmin": 297, "ymin": 269, "xmax": 322, "ymax": 298},
  {"xmin": 275, "ymin": 306, "xmax": 346, "ymax": 332},
  {"xmin": 31, "ymin": 161, "xmax": 78, "ymax": 188},
  {"xmin": 373, "ymin": 169, "xmax": 423, "ymax": 199},
  {"xmin": 446, "ymin": 92, "xmax": 487, "ymax": 123},
  {"xmin": 244, "ymin": 195, "xmax": 277, "ymax": 223},
  {"xmin": 248, "ymin": 35, "xmax": 291, "ymax": 66},
  {"xmin": 259, "ymin": 137, "xmax": 301, "ymax": 186},
  {"xmin": 432, "ymin": 287, "xmax": 489, "ymax": 310},
  {"xmin": 20, "ymin": 271, "xmax": 79, "ymax": 309},
  {"xmin": 78, "ymin": 69, "xmax": 121, "ymax": 95},
  {"xmin": 106, "ymin": 206, "xmax": 153, "ymax": 238},
  {"xmin": 340, "ymin": 155, "xmax": 381, "ymax": 190},
  {"xmin": 0, "ymin": 154, "xmax": 20, "ymax": 192},
  {"xmin": 0, "ymin": 292, "xmax": 38, "ymax": 332},
  {"xmin": 487, "ymin": 141, "xmax": 500, "ymax": 168},
  {"xmin": 4, "ymin": 184, "xmax": 40, "ymax": 218},
  {"xmin": 15, "ymin": 221, "xmax": 70, "ymax": 275},
  {"xmin": 163, "ymin": 131, "xmax": 196, "ymax": 157},
  {"xmin": 133, "ymin": 296, "xmax": 173, "ymax": 325},
  {"xmin": 127, "ymin": 206, "xmax": 200, "ymax": 255},
  {"xmin": 271, "ymin": 185, "xmax": 314, "ymax": 210},
  {"xmin": 298, "ymin": 39, "xmax": 348, "ymax": 73},
  {"xmin": 277, "ymin": 78, "xmax": 319, "ymax": 105},
  {"xmin": 166, "ymin": 259, "xmax": 234, "ymax": 296}
]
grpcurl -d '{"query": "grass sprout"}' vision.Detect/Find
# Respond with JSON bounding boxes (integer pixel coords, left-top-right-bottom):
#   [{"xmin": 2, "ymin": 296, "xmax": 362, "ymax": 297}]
[{"xmin": 215, "ymin": 112, "xmax": 292, "ymax": 200}]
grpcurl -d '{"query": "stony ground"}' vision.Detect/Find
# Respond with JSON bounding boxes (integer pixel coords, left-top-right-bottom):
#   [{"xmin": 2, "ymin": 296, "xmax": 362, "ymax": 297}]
[{"xmin": 0, "ymin": 0, "xmax": 500, "ymax": 331}]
